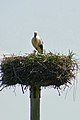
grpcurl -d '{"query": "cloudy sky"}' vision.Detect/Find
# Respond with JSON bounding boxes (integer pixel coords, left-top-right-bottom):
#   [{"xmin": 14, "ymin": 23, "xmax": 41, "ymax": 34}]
[{"xmin": 0, "ymin": 0, "xmax": 80, "ymax": 120}]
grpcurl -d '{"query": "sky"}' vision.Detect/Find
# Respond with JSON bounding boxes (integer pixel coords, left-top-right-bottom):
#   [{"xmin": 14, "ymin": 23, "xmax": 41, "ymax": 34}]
[{"xmin": 0, "ymin": 0, "xmax": 80, "ymax": 120}]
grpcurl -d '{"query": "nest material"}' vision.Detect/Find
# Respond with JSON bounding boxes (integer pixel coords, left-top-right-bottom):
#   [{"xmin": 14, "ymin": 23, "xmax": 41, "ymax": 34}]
[{"xmin": 0, "ymin": 52, "xmax": 78, "ymax": 91}]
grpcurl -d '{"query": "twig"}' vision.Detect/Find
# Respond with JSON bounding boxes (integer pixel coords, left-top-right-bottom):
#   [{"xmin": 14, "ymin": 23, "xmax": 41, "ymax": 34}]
[
  {"xmin": 0, "ymin": 85, "xmax": 8, "ymax": 91},
  {"xmin": 11, "ymin": 62, "xmax": 23, "ymax": 84}
]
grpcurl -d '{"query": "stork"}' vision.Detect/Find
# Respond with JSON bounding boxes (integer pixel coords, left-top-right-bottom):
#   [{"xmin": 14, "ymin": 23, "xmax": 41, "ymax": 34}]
[{"xmin": 31, "ymin": 31, "xmax": 43, "ymax": 54}]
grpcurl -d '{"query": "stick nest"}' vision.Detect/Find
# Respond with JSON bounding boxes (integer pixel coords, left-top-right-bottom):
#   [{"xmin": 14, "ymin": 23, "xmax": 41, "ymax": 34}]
[{"xmin": 0, "ymin": 52, "xmax": 78, "ymax": 91}]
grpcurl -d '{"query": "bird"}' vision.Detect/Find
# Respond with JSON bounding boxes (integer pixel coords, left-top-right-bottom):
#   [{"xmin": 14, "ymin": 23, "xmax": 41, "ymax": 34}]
[{"xmin": 31, "ymin": 31, "xmax": 43, "ymax": 54}]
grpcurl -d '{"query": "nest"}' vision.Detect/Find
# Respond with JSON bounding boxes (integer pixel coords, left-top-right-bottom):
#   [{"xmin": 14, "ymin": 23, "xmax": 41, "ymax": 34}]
[{"xmin": 0, "ymin": 52, "xmax": 78, "ymax": 92}]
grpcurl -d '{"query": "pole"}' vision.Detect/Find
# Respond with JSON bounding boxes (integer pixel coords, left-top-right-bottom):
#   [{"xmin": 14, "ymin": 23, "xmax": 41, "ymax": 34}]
[{"xmin": 30, "ymin": 85, "xmax": 41, "ymax": 120}]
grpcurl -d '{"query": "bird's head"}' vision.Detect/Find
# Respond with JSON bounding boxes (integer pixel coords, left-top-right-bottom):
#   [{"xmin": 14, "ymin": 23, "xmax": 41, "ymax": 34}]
[{"xmin": 34, "ymin": 31, "xmax": 38, "ymax": 37}]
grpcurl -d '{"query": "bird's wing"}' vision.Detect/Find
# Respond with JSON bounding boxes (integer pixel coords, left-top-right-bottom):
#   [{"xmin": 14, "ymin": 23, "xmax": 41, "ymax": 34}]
[
  {"xmin": 39, "ymin": 44, "xmax": 43, "ymax": 51},
  {"xmin": 32, "ymin": 36, "xmax": 43, "ymax": 53}
]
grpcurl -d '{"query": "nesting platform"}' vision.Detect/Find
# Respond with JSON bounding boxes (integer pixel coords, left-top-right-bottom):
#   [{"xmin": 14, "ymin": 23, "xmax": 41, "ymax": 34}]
[{"xmin": 0, "ymin": 52, "xmax": 78, "ymax": 92}]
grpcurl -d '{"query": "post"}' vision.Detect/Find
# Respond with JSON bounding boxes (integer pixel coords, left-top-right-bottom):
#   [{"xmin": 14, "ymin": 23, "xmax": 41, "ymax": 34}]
[{"xmin": 30, "ymin": 85, "xmax": 41, "ymax": 120}]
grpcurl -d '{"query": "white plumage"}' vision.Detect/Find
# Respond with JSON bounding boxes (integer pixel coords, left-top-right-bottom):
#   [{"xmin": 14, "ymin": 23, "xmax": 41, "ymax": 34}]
[{"xmin": 31, "ymin": 31, "xmax": 43, "ymax": 54}]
